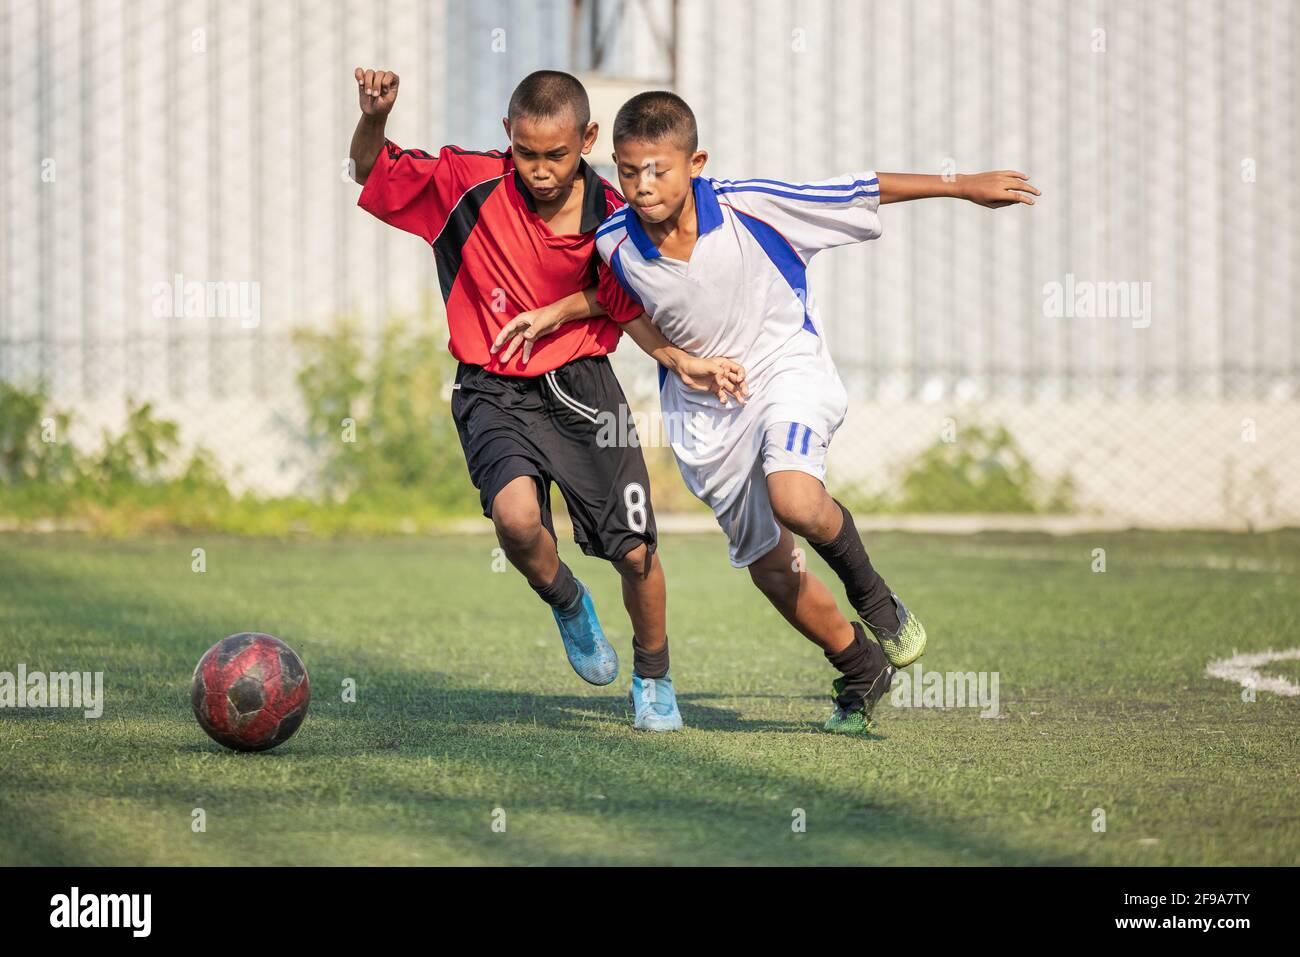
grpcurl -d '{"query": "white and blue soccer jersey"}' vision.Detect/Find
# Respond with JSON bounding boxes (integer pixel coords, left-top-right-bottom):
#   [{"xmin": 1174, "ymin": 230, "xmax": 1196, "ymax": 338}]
[{"xmin": 596, "ymin": 172, "xmax": 882, "ymax": 567}]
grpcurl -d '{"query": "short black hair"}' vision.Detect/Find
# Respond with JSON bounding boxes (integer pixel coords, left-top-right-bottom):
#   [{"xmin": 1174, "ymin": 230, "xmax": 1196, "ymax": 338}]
[
  {"xmin": 507, "ymin": 70, "xmax": 590, "ymax": 131},
  {"xmin": 612, "ymin": 91, "xmax": 698, "ymax": 153}
]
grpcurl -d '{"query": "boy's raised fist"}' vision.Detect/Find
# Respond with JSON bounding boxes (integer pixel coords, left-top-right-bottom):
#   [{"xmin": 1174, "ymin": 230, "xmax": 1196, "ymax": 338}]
[{"xmin": 355, "ymin": 67, "xmax": 399, "ymax": 116}]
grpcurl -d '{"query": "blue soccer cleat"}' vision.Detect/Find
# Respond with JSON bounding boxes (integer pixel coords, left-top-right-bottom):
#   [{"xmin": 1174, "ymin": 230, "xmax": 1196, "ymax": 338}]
[
  {"xmin": 629, "ymin": 672, "xmax": 683, "ymax": 732},
  {"xmin": 552, "ymin": 579, "xmax": 619, "ymax": 685}
]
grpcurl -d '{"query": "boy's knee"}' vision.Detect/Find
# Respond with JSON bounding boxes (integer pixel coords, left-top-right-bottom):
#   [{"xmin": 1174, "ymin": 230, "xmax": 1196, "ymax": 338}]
[
  {"xmin": 614, "ymin": 542, "xmax": 654, "ymax": 580},
  {"xmin": 770, "ymin": 497, "xmax": 821, "ymax": 538},
  {"xmin": 771, "ymin": 491, "xmax": 841, "ymax": 542},
  {"xmin": 748, "ymin": 558, "xmax": 799, "ymax": 601},
  {"xmin": 492, "ymin": 501, "xmax": 543, "ymax": 551}
]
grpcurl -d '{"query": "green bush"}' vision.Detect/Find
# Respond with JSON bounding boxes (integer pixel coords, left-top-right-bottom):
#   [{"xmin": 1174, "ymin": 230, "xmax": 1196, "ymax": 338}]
[
  {"xmin": 0, "ymin": 383, "xmax": 234, "ymax": 529},
  {"xmin": 0, "ymin": 381, "xmax": 77, "ymax": 487},
  {"xmin": 837, "ymin": 422, "xmax": 1075, "ymax": 514},
  {"xmin": 292, "ymin": 315, "xmax": 476, "ymax": 516},
  {"xmin": 0, "ymin": 314, "xmax": 481, "ymax": 534}
]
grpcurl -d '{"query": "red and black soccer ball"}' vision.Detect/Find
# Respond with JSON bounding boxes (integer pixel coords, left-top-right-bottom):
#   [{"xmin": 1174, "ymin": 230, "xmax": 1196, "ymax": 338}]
[{"xmin": 191, "ymin": 633, "xmax": 311, "ymax": 752}]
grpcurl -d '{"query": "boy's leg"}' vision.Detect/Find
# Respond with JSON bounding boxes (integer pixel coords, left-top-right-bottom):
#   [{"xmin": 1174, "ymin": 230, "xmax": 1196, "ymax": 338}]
[
  {"xmin": 453, "ymin": 365, "xmax": 618, "ymax": 685},
  {"xmin": 489, "ymin": 474, "xmax": 577, "ymax": 610},
  {"xmin": 675, "ymin": 418, "xmax": 892, "ymax": 730},
  {"xmin": 614, "ymin": 543, "xmax": 676, "ymax": 731},
  {"xmin": 543, "ymin": 358, "xmax": 668, "ymax": 668},
  {"xmin": 484, "ymin": 472, "xmax": 618, "ymax": 686},
  {"xmin": 764, "ymin": 469, "xmax": 898, "ymax": 631},
  {"xmin": 762, "ymin": 422, "xmax": 928, "ymax": 668},
  {"xmin": 542, "ymin": 356, "xmax": 678, "ymax": 728},
  {"xmin": 746, "ymin": 526, "xmax": 893, "ymax": 727},
  {"xmin": 746, "ymin": 526, "xmax": 854, "ymax": 653},
  {"xmin": 612, "ymin": 543, "xmax": 668, "ymax": 678}
]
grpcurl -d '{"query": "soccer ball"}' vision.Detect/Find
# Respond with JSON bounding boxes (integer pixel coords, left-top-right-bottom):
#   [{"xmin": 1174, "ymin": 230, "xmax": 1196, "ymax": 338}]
[{"xmin": 190, "ymin": 632, "xmax": 311, "ymax": 752}]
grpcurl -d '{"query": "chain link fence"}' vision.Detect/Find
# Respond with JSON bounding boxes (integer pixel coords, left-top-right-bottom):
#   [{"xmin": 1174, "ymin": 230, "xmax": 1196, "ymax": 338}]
[{"xmin": 2, "ymin": 0, "xmax": 1297, "ymax": 527}]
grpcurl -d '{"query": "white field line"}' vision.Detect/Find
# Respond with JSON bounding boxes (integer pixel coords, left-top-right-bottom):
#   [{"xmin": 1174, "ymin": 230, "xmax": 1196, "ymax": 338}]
[{"xmin": 1205, "ymin": 648, "xmax": 1300, "ymax": 698}]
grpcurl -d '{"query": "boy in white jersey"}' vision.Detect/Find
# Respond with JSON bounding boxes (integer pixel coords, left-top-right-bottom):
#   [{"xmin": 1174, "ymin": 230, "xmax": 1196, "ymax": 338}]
[{"xmin": 507, "ymin": 92, "xmax": 1038, "ymax": 733}]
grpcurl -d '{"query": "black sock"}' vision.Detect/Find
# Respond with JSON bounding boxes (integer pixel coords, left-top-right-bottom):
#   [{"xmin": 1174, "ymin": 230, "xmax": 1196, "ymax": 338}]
[
  {"xmin": 825, "ymin": 623, "xmax": 891, "ymax": 711},
  {"xmin": 808, "ymin": 500, "xmax": 900, "ymax": 633},
  {"xmin": 633, "ymin": 636, "xmax": 670, "ymax": 679},
  {"xmin": 530, "ymin": 561, "xmax": 581, "ymax": 614}
]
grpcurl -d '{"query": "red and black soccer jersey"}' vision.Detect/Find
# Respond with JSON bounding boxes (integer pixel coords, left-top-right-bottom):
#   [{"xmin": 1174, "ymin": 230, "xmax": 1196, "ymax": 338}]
[{"xmin": 358, "ymin": 139, "xmax": 643, "ymax": 377}]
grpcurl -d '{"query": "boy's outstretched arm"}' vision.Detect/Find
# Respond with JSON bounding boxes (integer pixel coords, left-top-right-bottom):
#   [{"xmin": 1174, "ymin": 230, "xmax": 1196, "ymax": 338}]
[
  {"xmin": 350, "ymin": 67, "xmax": 400, "ymax": 184},
  {"xmin": 878, "ymin": 170, "xmax": 1039, "ymax": 208}
]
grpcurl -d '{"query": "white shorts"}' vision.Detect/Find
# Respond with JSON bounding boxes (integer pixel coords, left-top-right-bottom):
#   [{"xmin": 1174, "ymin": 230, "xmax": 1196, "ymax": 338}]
[
  {"xmin": 710, "ymin": 419, "xmax": 831, "ymax": 568},
  {"xmin": 662, "ymin": 351, "xmax": 846, "ymax": 569}
]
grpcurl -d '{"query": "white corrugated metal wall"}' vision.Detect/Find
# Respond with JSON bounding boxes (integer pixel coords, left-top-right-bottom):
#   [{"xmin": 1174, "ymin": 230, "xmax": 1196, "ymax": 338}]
[
  {"xmin": 670, "ymin": 0, "xmax": 1298, "ymax": 401},
  {"xmin": 2, "ymin": 0, "xmax": 1297, "ymax": 522}
]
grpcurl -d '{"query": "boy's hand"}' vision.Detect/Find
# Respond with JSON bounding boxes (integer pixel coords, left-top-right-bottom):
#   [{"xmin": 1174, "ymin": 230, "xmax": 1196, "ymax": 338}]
[
  {"xmin": 491, "ymin": 288, "xmax": 608, "ymax": 365},
  {"xmin": 675, "ymin": 355, "xmax": 749, "ymax": 407},
  {"xmin": 490, "ymin": 307, "xmax": 564, "ymax": 366},
  {"xmin": 619, "ymin": 314, "xmax": 746, "ymax": 404},
  {"xmin": 355, "ymin": 67, "xmax": 399, "ymax": 116},
  {"xmin": 956, "ymin": 171, "xmax": 1039, "ymax": 208}
]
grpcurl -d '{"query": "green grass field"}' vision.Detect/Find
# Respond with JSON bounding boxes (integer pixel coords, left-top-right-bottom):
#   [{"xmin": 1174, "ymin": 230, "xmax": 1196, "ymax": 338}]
[{"xmin": 1, "ymin": 529, "xmax": 1297, "ymax": 866}]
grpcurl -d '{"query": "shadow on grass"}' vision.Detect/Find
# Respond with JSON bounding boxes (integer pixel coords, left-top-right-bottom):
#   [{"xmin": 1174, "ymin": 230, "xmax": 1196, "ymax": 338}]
[{"xmin": 0, "ymin": 540, "xmax": 1075, "ymax": 866}]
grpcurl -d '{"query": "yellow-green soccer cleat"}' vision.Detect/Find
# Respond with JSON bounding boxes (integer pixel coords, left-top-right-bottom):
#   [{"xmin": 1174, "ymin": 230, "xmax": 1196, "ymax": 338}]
[
  {"xmin": 822, "ymin": 666, "xmax": 896, "ymax": 736},
  {"xmin": 865, "ymin": 593, "xmax": 928, "ymax": 668},
  {"xmin": 823, "ymin": 702, "xmax": 873, "ymax": 735}
]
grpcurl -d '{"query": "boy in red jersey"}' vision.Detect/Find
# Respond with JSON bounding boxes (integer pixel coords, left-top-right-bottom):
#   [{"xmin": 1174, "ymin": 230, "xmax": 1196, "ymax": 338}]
[{"xmin": 350, "ymin": 68, "xmax": 743, "ymax": 730}]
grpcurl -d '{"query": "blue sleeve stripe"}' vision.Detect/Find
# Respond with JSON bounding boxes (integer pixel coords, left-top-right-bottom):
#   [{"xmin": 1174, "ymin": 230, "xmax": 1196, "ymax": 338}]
[
  {"xmin": 800, "ymin": 426, "xmax": 812, "ymax": 456},
  {"xmin": 609, "ymin": 243, "xmax": 643, "ymax": 307},
  {"xmin": 727, "ymin": 205, "xmax": 820, "ymax": 342},
  {"xmin": 715, "ymin": 184, "xmax": 879, "ymax": 204},
  {"xmin": 713, "ymin": 176, "xmax": 878, "ymax": 191}
]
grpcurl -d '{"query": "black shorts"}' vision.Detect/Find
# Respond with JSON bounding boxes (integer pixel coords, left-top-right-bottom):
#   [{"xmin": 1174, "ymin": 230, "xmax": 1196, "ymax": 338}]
[{"xmin": 451, "ymin": 355, "xmax": 657, "ymax": 562}]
